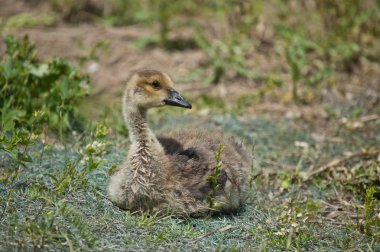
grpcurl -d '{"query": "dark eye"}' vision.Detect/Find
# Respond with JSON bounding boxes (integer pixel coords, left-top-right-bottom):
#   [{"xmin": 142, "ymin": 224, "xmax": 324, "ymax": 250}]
[{"xmin": 151, "ymin": 80, "xmax": 161, "ymax": 89}]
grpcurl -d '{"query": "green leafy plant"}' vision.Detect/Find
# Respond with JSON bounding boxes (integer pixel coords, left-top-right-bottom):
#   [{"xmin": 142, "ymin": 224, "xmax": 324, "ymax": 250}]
[
  {"xmin": 50, "ymin": 0, "xmax": 104, "ymax": 23},
  {"xmin": 207, "ymin": 144, "xmax": 225, "ymax": 209},
  {"xmin": 276, "ymin": 26, "xmax": 332, "ymax": 102},
  {"xmin": 194, "ymin": 0, "xmax": 263, "ymax": 84},
  {"xmin": 195, "ymin": 31, "xmax": 253, "ymax": 84},
  {"xmin": 315, "ymin": 0, "xmax": 380, "ymax": 43},
  {"xmin": 0, "ymin": 35, "xmax": 89, "ymax": 134},
  {"xmin": 48, "ymin": 123, "xmax": 109, "ymax": 194},
  {"xmin": 78, "ymin": 40, "xmax": 111, "ymax": 66},
  {"xmin": 1, "ymin": 13, "xmax": 56, "ymax": 30},
  {"xmin": 364, "ymin": 186, "xmax": 380, "ymax": 238},
  {"xmin": 108, "ymin": 0, "xmax": 198, "ymax": 50},
  {"xmin": 0, "ymin": 128, "xmax": 40, "ymax": 222}
]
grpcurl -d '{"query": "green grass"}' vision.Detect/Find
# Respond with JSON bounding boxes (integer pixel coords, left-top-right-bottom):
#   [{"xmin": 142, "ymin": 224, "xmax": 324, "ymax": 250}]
[{"xmin": 1, "ymin": 114, "xmax": 378, "ymax": 251}]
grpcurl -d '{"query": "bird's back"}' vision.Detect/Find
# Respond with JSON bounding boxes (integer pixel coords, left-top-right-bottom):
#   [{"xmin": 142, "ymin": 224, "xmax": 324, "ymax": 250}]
[{"xmin": 158, "ymin": 130, "xmax": 251, "ymax": 213}]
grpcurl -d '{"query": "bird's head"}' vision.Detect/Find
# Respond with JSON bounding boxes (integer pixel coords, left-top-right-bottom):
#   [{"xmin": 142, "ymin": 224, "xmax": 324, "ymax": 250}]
[{"xmin": 124, "ymin": 70, "xmax": 192, "ymax": 110}]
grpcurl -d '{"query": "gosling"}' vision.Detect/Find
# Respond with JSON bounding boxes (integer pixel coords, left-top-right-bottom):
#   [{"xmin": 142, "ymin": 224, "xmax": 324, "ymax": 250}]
[{"xmin": 108, "ymin": 70, "xmax": 251, "ymax": 216}]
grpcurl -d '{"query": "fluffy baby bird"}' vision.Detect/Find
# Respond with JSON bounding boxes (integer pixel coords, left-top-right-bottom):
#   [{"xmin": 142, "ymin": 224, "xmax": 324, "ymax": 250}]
[{"xmin": 108, "ymin": 69, "xmax": 251, "ymax": 216}]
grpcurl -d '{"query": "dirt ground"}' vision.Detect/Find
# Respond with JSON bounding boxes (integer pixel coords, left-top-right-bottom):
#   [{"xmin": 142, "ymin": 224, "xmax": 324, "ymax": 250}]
[
  {"xmin": 2, "ymin": 24, "xmax": 378, "ymax": 120},
  {"xmin": 2, "ymin": 1, "xmax": 380, "ymax": 120},
  {"xmin": 2, "ymin": 24, "xmax": 205, "ymax": 92},
  {"xmin": 1, "ymin": 1, "xmax": 379, "ymax": 139}
]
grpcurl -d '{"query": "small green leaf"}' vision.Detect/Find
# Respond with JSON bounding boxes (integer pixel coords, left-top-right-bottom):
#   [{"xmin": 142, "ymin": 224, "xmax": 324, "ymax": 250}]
[
  {"xmin": 29, "ymin": 64, "xmax": 49, "ymax": 77},
  {"xmin": 18, "ymin": 153, "xmax": 32, "ymax": 162},
  {"xmin": 281, "ymin": 177, "xmax": 291, "ymax": 189},
  {"xmin": 209, "ymin": 176, "xmax": 217, "ymax": 185}
]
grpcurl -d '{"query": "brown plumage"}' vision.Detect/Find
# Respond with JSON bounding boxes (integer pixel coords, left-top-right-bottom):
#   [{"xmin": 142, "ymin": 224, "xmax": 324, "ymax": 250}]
[{"xmin": 108, "ymin": 70, "xmax": 251, "ymax": 216}]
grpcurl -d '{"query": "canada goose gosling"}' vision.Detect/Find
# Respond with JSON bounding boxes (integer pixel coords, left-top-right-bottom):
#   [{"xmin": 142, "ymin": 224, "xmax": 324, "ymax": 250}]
[{"xmin": 108, "ymin": 70, "xmax": 250, "ymax": 216}]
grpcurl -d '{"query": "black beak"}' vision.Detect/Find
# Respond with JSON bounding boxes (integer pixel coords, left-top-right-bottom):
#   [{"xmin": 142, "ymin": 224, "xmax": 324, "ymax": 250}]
[{"xmin": 164, "ymin": 89, "xmax": 192, "ymax": 109}]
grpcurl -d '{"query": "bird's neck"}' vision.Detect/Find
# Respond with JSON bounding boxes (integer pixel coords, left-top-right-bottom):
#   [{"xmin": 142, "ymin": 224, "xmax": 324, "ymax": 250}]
[
  {"xmin": 123, "ymin": 103, "xmax": 168, "ymax": 173},
  {"xmin": 124, "ymin": 105, "xmax": 154, "ymax": 144}
]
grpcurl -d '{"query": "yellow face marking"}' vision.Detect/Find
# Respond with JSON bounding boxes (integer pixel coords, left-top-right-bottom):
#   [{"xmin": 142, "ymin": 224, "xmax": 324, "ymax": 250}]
[
  {"xmin": 136, "ymin": 73, "xmax": 175, "ymax": 97},
  {"xmin": 144, "ymin": 85, "xmax": 158, "ymax": 95}
]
